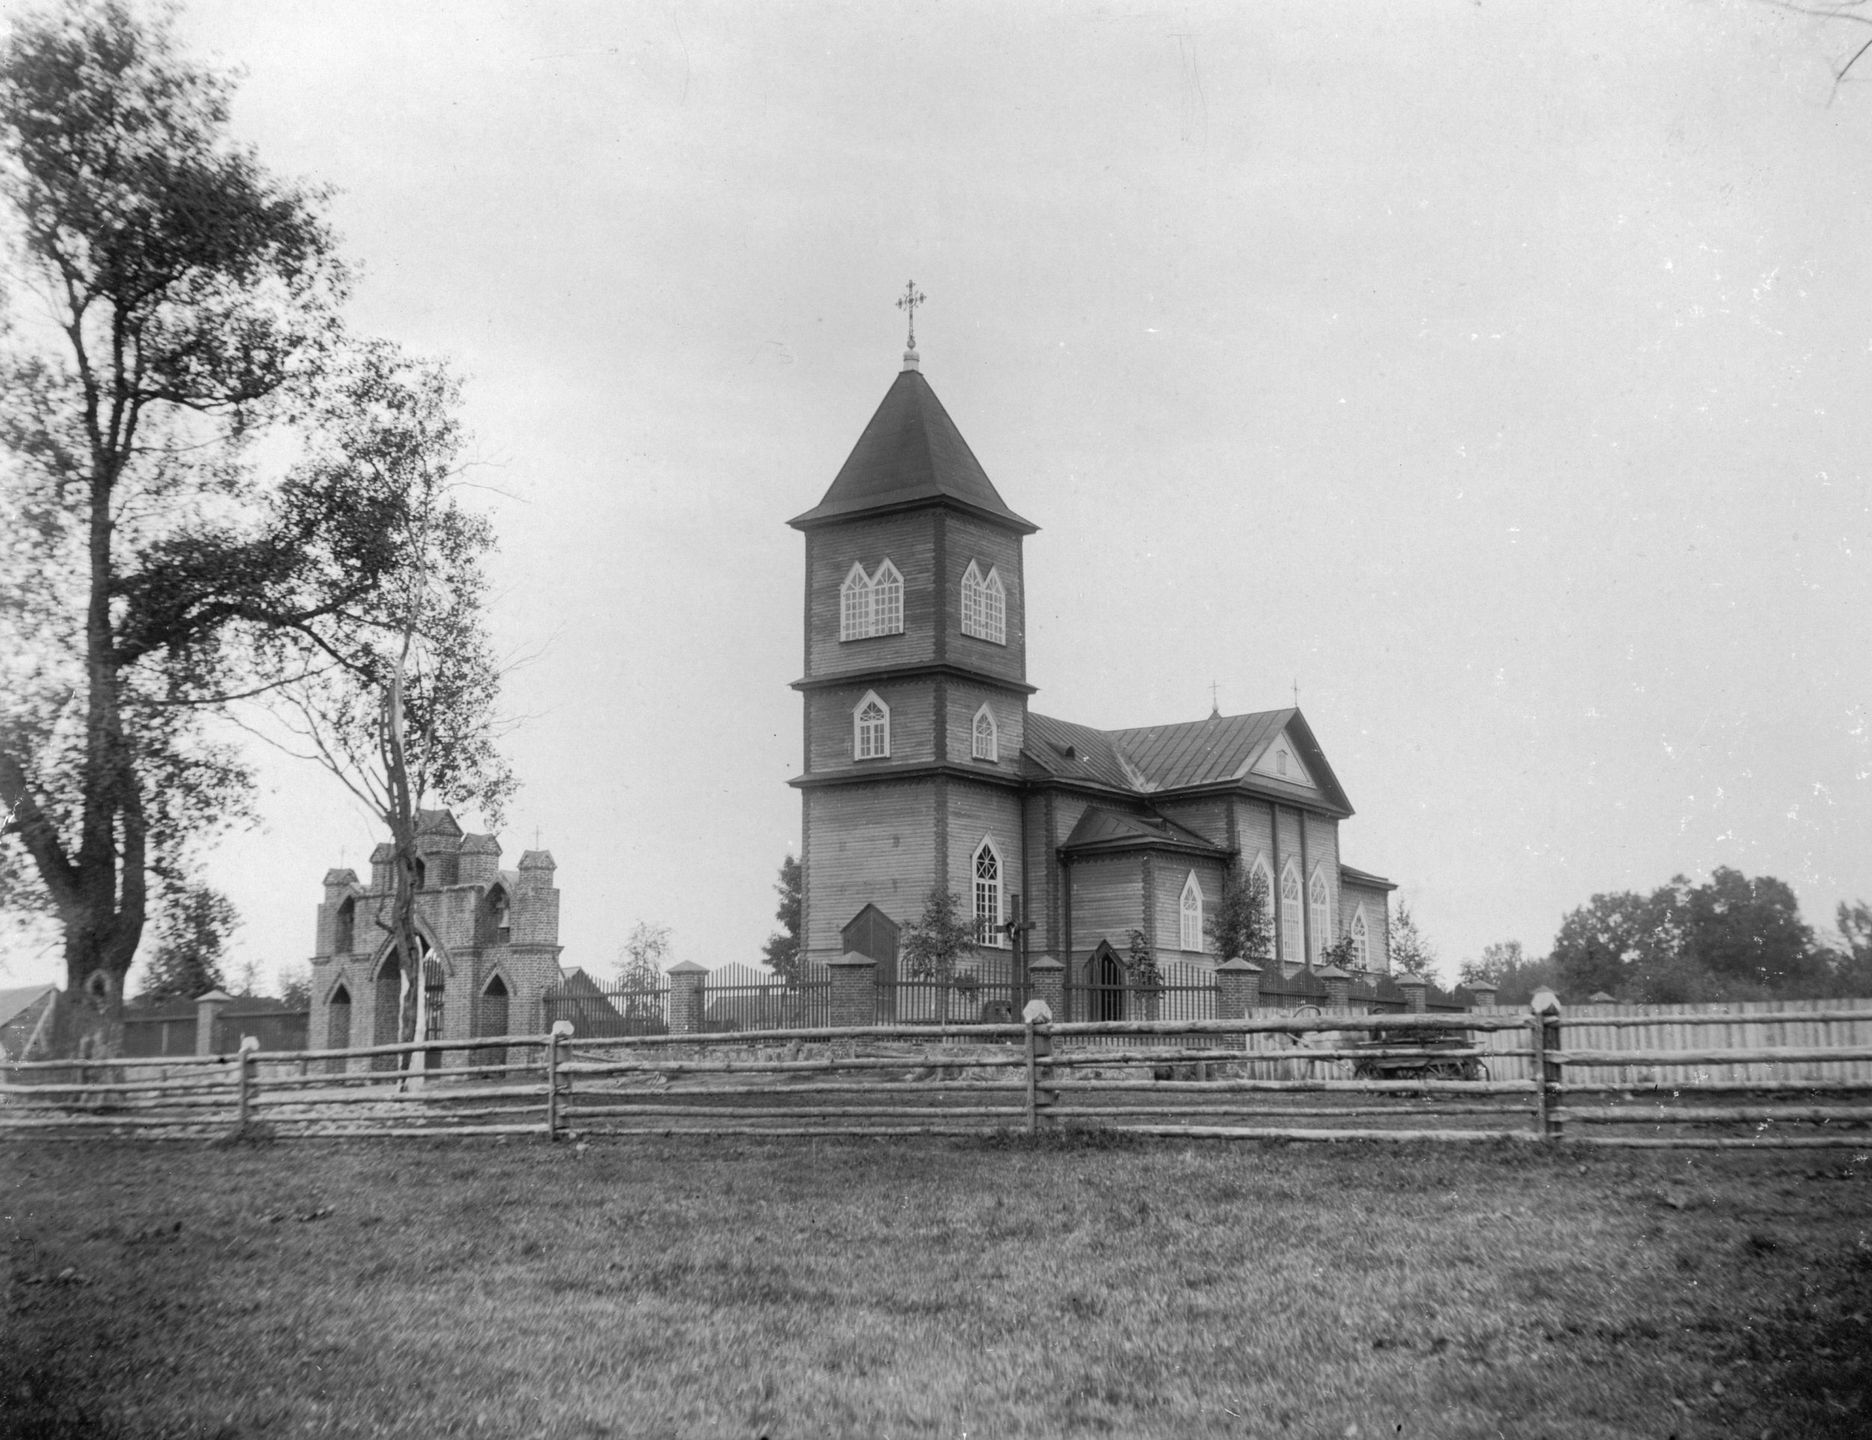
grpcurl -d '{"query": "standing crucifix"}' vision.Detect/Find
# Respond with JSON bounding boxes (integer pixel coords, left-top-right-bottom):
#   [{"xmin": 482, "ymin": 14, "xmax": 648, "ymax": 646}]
[{"xmin": 897, "ymin": 280, "xmax": 926, "ymax": 351}]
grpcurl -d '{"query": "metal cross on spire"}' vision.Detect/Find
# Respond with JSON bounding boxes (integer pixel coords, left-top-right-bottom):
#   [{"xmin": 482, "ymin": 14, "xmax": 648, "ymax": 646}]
[{"xmin": 896, "ymin": 280, "xmax": 926, "ymax": 352}]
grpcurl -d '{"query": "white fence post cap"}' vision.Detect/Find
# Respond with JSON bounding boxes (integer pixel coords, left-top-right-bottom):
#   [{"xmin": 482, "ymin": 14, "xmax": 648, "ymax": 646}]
[
  {"xmin": 1022, "ymin": 999, "xmax": 1052, "ymax": 1024},
  {"xmin": 238, "ymin": 1034, "xmax": 261, "ymax": 1053},
  {"xmin": 1529, "ymin": 987, "xmax": 1561, "ymax": 1015},
  {"xmin": 550, "ymin": 1019, "xmax": 575, "ymax": 1038}
]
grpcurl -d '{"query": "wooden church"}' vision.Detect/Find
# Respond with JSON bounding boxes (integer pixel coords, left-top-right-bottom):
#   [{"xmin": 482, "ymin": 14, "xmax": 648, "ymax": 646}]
[{"xmin": 789, "ymin": 330, "xmax": 1396, "ymax": 987}]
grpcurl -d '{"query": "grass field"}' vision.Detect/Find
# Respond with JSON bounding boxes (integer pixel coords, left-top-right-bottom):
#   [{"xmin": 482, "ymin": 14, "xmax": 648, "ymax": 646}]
[{"xmin": 3, "ymin": 1132, "xmax": 1868, "ymax": 1439}]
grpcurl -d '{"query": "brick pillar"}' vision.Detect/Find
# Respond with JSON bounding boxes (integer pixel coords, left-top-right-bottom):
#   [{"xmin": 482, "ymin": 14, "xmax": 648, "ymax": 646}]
[
  {"xmin": 1318, "ymin": 965, "xmax": 1351, "ymax": 1011},
  {"xmin": 827, "ymin": 953, "xmax": 877, "ymax": 1029},
  {"xmin": 667, "ymin": 961, "xmax": 707, "ymax": 1035},
  {"xmin": 1398, "ymin": 974, "xmax": 1429, "ymax": 1013},
  {"xmin": 1214, "ymin": 960, "xmax": 1261, "ymax": 1050},
  {"xmin": 194, "ymin": 988, "xmax": 235, "ymax": 1057},
  {"xmin": 1028, "ymin": 957, "xmax": 1065, "ymax": 1023},
  {"xmin": 1468, "ymin": 983, "xmax": 1498, "ymax": 1010}
]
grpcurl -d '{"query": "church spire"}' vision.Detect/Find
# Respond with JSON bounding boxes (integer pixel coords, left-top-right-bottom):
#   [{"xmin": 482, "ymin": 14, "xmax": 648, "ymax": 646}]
[{"xmin": 897, "ymin": 279, "xmax": 925, "ymax": 372}]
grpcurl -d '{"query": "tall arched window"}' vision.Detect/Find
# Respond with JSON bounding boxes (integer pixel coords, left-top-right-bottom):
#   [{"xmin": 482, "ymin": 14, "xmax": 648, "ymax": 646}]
[
  {"xmin": 974, "ymin": 839, "xmax": 1004, "ymax": 946},
  {"xmin": 1309, "ymin": 868, "xmax": 1331, "ymax": 965},
  {"xmin": 1280, "ymin": 861, "xmax": 1303, "ymax": 965},
  {"xmin": 853, "ymin": 691, "xmax": 890, "ymax": 759},
  {"xmin": 332, "ymin": 896, "xmax": 355, "ymax": 955},
  {"xmin": 1251, "ymin": 856, "xmax": 1275, "ymax": 945},
  {"xmin": 972, "ymin": 704, "xmax": 998, "ymax": 761},
  {"xmin": 840, "ymin": 562, "xmax": 872, "ymax": 640},
  {"xmin": 1349, "ymin": 908, "xmax": 1370, "ymax": 970},
  {"xmin": 1180, "ymin": 872, "xmax": 1205, "ymax": 953},
  {"xmin": 961, "ymin": 562, "xmax": 1006, "ymax": 644},
  {"xmin": 870, "ymin": 560, "xmax": 903, "ymax": 635}
]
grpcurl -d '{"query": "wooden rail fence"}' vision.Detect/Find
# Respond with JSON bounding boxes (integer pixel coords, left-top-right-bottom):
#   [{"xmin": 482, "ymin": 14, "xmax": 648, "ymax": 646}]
[{"xmin": 5, "ymin": 1002, "xmax": 1870, "ymax": 1148}]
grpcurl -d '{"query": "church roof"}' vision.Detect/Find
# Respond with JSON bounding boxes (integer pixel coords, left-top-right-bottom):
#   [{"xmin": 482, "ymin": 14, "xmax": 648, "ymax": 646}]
[
  {"xmin": 788, "ymin": 368, "xmax": 1037, "ymax": 533},
  {"xmin": 1022, "ymin": 707, "xmax": 1353, "ymax": 814},
  {"xmin": 1059, "ymin": 806, "xmax": 1227, "ymax": 857}
]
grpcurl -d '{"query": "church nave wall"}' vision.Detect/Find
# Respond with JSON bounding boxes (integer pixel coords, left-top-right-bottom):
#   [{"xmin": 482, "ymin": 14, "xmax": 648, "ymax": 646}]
[{"xmin": 1065, "ymin": 854, "xmax": 1145, "ymax": 959}]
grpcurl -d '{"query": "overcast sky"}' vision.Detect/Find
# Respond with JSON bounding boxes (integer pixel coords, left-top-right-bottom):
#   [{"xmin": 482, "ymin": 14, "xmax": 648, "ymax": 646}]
[{"xmin": 6, "ymin": 0, "xmax": 1871, "ymax": 991}]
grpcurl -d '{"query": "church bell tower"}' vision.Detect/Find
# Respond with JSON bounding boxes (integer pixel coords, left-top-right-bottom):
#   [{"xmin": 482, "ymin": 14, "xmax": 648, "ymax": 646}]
[{"xmin": 788, "ymin": 296, "xmax": 1038, "ymax": 967}]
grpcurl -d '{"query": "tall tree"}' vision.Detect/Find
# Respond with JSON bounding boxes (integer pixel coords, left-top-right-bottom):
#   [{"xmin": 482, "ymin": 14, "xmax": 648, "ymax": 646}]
[
  {"xmin": 263, "ymin": 344, "xmax": 513, "ymax": 1066},
  {"xmin": 900, "ymin": 886, "xmax": 975, "ymax": 1025},
  {"xmin": 129, "ymin": 882, "xmax": 234, "ymax": 1006},
  {"xmin": 1551, "ymin": 870, "xmax": 1832, "ymax": 1003},
  {"xmin": 0, "ymin": 3, "xmax": 419, "ymax": 1029},
  {"xmin": 616, "ymin": 921, "xmax": 671, "ymax": 1025},
  {"xmin": 1205, "ymin": 863, "xmax": 1274, "ymax": 965},
  {"xmin": 761, "ymin": 853, "xmax": 802, "ymax": 983},
  {"xmin": 1387, "ymin": 901, "xmax": 1439, "ymax": 979}
]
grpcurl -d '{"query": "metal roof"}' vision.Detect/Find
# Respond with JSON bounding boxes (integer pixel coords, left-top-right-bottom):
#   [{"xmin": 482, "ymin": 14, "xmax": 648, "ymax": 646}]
[
  {"xmin": 1022, "ymin": 707, "xmax": 1353, "ymax": 814},
  {"xmin": 1059, "ymin": 806, "xmax": 1228, "ymax": 856},
  {"xmin": 789, "ymin": 368, "xmax": 1036, "ymax": 532}
]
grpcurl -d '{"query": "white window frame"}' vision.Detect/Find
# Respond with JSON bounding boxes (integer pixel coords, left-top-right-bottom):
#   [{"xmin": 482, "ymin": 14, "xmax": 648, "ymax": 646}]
[
  {"xmin": 1280, "ymin": 860, "xmax": 1303, "ymax": 965},
  {"xmin": 840, "ymin": 562, "xmax": 872, "ymax": 641},
  {"xmin": 1309, "ymin": 867, "xmax": 1331, "ymax": 965},
  {"xmin": 973, "ymin": 838, "xmax": 1005, "ymax": 947},
  {"xmin": 961, "ymin": 561, "xmax": 1007, "ymax": 645},
  {"xmin": 1250, "ymin": 855, "xmax": 1275, "ymax": 937},
  {"xmin": 1349, "ymin": 907, "xmax": 1370, "ymax": 970},
  {"xmin": 853, "ymin": 690, "xmax": 890, "ymax": 760},
  {"xmin": 1180, "ymin": 871, "xmax": 1204, "ymax": 953},
  {"xmin": 971, "ymin": 703, "xmax": 998, "ymax": 761},
  {"xmin": 870, "ymin": 559, "xmax": 903, "ymax": 636}
]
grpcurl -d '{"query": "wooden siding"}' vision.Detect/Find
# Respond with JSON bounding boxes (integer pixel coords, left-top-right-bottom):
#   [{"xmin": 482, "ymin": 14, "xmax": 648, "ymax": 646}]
[
  {"xmin": 806, "ymin": 680, "xmax": 939, "ymax": 773},
  {"xmin": 1233, "ymin": 797, "xmax": 1275, "ymax": 873},
  {"xmin": 805, "ymin": 512, "xmax": 939, "ymax": 681},
  {"xmin": 1155, "ymin": 795, "xmax": 1230, "ymax": 849},
  {"xmin": 944, "ymin": 678, "xmax": 1028, "ymax": 779},
  {"xmin": 942, "ymin": 513, "xmax": 1027, "ymax": 687},
  {"xmin": 1340, "ymin": 879, "xmax": 1392, "ymax": 971},
  {"xmin": 1153, "ymin": 855, "xmax": 1229, "ymax": 963},
  {"xmin": 1304, "ymin": 812, "xmax": 1342, "ymax": 958},
  {"xmin": 802, "ymin": 779, "xmax": 938, "ymax": 960},
  {"xmin": 1068, "ymin": 854, "xmax": 1145, "ymax": 952},
  {"xmin": 945, "ymin": 780, "xmax": 1024, "ymax": 955}
]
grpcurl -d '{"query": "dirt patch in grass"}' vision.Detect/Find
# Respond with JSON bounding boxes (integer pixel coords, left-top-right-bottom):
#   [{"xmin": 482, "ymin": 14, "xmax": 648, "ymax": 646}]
[{"xmin": 3, "ymin": 1137, "xmax": 1868, "ymax": 1438}]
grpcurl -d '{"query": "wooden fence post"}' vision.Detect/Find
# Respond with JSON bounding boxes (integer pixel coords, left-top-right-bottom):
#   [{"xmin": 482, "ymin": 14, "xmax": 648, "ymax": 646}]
[
  {"xmin": 546, "ymin": 1019, "xmax": 573, "ymax": 1141},
  {"xmin": 1023, "ymin": 998, "xmax": 1053, "ymax": 1134},
  {"xmin": 236, "ymin": 1035, "xmax": 260, "ymax": 1135},
  {"xmin": 1529, "ymin": 987, "xmax": 1562, "ymax": 1141}
]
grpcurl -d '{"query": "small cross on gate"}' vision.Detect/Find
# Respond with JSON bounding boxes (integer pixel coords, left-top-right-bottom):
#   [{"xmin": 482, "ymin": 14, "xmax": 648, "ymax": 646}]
[{"xmin": 896, "ymin": 280, "xmax": 926, "ymax": 351}]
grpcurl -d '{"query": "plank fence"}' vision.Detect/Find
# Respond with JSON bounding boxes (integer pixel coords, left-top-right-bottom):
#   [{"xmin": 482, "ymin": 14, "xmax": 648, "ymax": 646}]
[{"xmin": 8, "ymin": 997, "xmax": 1872, "ymax": 1148}]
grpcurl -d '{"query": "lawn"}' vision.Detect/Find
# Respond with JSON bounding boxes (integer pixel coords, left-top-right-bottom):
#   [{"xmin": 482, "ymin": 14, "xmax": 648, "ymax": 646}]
[{"xmin": 3, "ymin": 1132, "xmax": 1868, "ymax": 1439}]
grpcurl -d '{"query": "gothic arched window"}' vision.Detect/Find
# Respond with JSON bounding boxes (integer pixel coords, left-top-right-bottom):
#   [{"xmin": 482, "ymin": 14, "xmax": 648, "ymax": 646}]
[
  {"xmin": 1180, "ymin": 872, "xmax": 1205, "ymax": 953},
  {"xmin": 840, "ymin": 560, "xmax": 904, "ymax": 640},
  {"xmin": 870, "ymin": 560, "xmax": 903, "ymax": 636},
  {"xmin": 1280, "ymin": 861, "xmax": 1304, "ymax": 965},
  {"xmin": 961, "ymin": 562, "xmax": 1006, "ymax": 645},
  {"xmin": 840, "ymin": 562, "xmax": 871, "ymax": 640},
  {"xmin": 423, "ymin": 955, "xmax": 447, "ymax": 1042},
  {"xmin": 853, "ymin": 691, "xmax": 890, "ymax": 760},
  {"xmin": 974, "ymin": 839, "xmax": 1004, "ymax": 946},
  {"xmin": 1251, "ymin": 856, "xmax": 1275, "ymax": 942},
  {"xmin": 1309, "ymin": 868, "xmax": 1331, "ymax": 965},
  {"xmin": 1349, "ymin": 907, "xmax": 1370, "ymax": 970},
  {"xmin": 332, "ymin": 897, "xmax": 355, "ymax": 956},
  {"xmin": 972, "ymin": 704, "xmax": 998, "ymax": 761}
]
